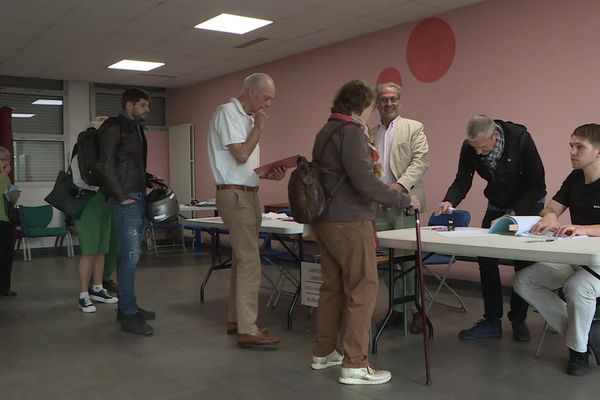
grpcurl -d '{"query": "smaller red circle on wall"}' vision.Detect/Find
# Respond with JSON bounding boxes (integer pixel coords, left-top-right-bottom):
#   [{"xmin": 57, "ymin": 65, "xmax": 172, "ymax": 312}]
[
  {"xmin": 376, "ymin": 67, "xmax": 403, "ymax": 86},
  {"xmin": 407, "ymin": 17, "xmax": 456, "ymax": 83}
]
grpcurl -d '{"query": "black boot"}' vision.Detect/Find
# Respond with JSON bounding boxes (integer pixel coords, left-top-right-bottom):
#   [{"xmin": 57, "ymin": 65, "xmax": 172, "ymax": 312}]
[
  {"xmin": 117, "ymin": 307, "xmax": 156, "ymax": 322},
  {"xmin": 567, "ymin": 348, "xmax": 590, "ymax": 376},
  {"xmin": 121, "ymin": 313, "xmax": 154, "ymax": 336}
]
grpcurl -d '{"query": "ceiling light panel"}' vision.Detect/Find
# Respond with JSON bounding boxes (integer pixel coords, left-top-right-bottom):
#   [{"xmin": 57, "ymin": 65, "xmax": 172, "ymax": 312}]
[
  {"xmin": 32, "ymin": 99, "xmax": 63, "ymax": 106},
  {"xmin": 194, "ymin": 13, "xmax": 272, "ymax": 35},
  {"xmin": 108, "ymin": 59, "xmax": 165, "ymax": 71}
]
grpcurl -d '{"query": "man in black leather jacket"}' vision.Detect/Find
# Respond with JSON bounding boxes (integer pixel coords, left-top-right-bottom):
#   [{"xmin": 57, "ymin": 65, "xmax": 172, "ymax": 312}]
[
  {"xmin": 435, "ymin": 114, "xmax": 546, "ymax": 342},
  {"xmin": 98, "ymin": 88, "xmax": 156, "ymax": 336}
]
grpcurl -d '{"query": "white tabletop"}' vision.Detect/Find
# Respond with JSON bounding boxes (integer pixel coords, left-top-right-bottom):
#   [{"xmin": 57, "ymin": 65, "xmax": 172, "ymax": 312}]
[
  {"xmin": 180, "ymin": 204, "xmax": 218, "ymax": 212},
  {"xmin": 185, "ymin": 216, "xmax": 304, "ymax": 235},
  {"xmin": 377, "ymin": 228, "xmax": 600, "ymax": 267}
]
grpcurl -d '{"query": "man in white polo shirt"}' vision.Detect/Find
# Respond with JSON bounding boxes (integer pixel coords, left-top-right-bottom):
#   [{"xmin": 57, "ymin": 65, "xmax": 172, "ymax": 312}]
[{"xmin": 208, "ymin": 73, "xmax": 286, "ymax": 347}]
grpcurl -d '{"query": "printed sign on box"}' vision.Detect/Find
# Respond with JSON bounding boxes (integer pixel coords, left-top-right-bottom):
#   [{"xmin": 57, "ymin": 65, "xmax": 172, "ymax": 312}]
[{"xmin": 301, "ymin": 261, "xmax": 323, "ymax": 307}]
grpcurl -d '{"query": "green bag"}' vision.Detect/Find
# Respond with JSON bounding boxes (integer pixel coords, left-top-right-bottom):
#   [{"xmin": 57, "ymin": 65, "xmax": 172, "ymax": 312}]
[{"xmin": 44, "ymin": 170, "xmax": 93, "ymax": 218}]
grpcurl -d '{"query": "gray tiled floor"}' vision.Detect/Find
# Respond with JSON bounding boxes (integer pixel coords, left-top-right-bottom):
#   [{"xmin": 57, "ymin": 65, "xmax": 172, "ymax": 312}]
[{"xmin": 1, "ymin": 249, "xmax": 598, "ymax": 399}]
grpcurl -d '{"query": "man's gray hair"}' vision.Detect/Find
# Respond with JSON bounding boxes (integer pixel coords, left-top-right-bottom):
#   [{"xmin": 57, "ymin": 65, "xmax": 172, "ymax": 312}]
[
  {"xmin": 241, "ymin": 73, "xmax": 272, "ymax": 95},
  {"xmin": 0, "ymin": 146, "xmax": 10, "ymax": 159},
  {"xmin": 375, "ymin": 82, "xmax": 402, "ymax": 98},
  {"xmin": 466, "ymin": 114, "xmax": 496, "ymax": 140}
]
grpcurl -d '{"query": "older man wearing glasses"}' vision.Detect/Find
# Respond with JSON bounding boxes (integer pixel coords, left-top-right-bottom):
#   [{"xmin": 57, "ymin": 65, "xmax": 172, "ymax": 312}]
[{"xmin": 372, "ymin": 82, "xmax": 430, "ymax": 334}]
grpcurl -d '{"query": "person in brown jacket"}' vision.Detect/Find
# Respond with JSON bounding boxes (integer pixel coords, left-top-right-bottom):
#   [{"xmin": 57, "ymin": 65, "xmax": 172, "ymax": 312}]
[{"xmin": 309, "ymin": 80, "xmax": 419, "ymax": 385}]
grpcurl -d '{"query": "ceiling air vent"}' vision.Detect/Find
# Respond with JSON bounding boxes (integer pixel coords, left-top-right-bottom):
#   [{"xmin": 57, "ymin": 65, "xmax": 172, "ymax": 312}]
[{"xmin": 235, "ymin": 37, "xmax": 268, "ymax": 49}]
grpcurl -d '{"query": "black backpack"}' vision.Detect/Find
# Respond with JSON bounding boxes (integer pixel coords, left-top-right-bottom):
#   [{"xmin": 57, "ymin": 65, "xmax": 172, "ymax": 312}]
[
  {"xmin": 74, "ymin": 127, "xmax": 102, "ymax": 187},
  {"xmin": 287, "ymin": 122, "xmax": 350, "ymax": 223}
]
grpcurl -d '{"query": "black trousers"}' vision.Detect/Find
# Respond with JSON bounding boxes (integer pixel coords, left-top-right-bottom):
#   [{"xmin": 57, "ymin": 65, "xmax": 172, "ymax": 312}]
[
  {"xmin": 478, "ymin": 203, "xmax": 544, "ymax": 322},
  {"xmin": 0, "ymin": 221, "xmax": 14, "ymax": 292}
]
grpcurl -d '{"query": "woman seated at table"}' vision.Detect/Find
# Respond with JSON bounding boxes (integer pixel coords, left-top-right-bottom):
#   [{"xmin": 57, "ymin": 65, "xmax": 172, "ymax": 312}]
[{"xmin": 309, "ymin": 80, "xmax": 419, "ymax": 385}]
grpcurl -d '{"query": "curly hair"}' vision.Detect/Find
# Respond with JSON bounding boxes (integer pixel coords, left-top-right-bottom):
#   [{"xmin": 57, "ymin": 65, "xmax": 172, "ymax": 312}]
[{"xmin": 331, "ymin": 80, "xmax": 374, "ymax": 115}]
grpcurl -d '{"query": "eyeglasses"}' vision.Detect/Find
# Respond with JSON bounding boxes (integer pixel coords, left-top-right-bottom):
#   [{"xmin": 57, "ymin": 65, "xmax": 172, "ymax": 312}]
[{"xmin": 377, "ymin": 97, "xmax": 400, "ymax": 104}]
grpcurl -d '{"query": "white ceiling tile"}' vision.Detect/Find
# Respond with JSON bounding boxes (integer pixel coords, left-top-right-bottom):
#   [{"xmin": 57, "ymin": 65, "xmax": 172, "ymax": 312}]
[
  {"xmin": 0, "ymin": 19, "xmax": 48, "ymax": 38},
  {"xmin": 0, "ymin": 1, "xmax": 65, "ymax": 25},
  {"xmin": 368, "ymin": 1, "xmax": 439, "ymax": 25},
  {"xmin": 166, "ymin": 28, "xmax": 237, "ymax": 47},
  {"xmin": 0, "ymin": 58, "xmax": 59, "ymax": 77},
  {"xmin": 320, "ymin": 0, "xmax": 413, "ymax": 16},
  {"xmin": 0, "ymin": 36, "xmax": 32, "ymax": 53},
  {"xmin": 227, "ymin": 0, "xmax": 316, "ymax": 21},
  {"xmin": 165, "ymin": 0, "xmax": 238, "ymax": 13},
  {"xmin": 1, "ymin": 0, "xmax": 81, "ymax": 9},
  {"xmin": 135, "ymin": 3, "xmax": 206, "ymax": 27},
  {"xmin": 53, "ymin": 10, "xmax": 132, "ymax": 33},
  {"xmin": 0, "ymin": 0, "xmax": 484, "ymax": 87},
  {"xmin": 416, "ymin": 0, "xmax": 485, "ymax": 11},
  {"xmin": 114, "ymin": 21, "xmax": 189, "ymax": 45},
  {"xmin": 74, "ymin": 0, "xmax": 156, "ymax": 19}
]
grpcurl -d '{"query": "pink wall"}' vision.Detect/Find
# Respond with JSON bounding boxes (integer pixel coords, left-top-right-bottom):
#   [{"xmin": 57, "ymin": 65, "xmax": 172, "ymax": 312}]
[
  {"xmin": 167, "ymin": 0, "xmax": 600, "ymax": 283},
  {"xmin": 146, "ymin": 130, "xmax": 170, "ymax": 184}
]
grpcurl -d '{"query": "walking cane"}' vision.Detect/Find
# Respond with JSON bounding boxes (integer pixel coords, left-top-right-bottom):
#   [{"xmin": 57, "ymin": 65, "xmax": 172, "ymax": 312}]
[{"xmin": 414, "ymin": 209, "xmax": 432, "ymax": 385}]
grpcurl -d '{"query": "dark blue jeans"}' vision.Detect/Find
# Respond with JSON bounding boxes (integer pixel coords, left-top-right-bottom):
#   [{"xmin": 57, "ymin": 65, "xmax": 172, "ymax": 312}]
[
  {"xmin": 109, "ymin": 196, "xmax": 147, "ymax": 315},
  {"xmin": 478, "ymin": 202, "xmax": 545, "ymax": 322}
]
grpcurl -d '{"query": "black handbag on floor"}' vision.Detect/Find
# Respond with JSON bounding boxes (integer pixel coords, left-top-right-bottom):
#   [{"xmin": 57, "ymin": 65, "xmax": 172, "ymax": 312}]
[{"xmin": 44, "ymin": 170, "xmax": 93, "ymax": 219}]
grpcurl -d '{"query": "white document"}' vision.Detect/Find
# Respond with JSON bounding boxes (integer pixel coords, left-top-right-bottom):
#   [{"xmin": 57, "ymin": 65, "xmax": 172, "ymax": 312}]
[
  {"xmin": 520, "ymin": 232, "xmax": 589, "ymax": 241},
  {"xmin": 262, "ymin": 212, "xmax": 291, "ymax": 220},
  {"xmin": 436, "ymin": 228, "xmax": 491, "ymax": 237}
]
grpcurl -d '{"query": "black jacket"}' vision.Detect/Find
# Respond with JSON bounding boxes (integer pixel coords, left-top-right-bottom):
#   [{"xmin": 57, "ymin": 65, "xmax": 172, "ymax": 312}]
[
  {"xmin": 98, "ymin": 114, "xmax": 148, "ymax": 203},
  {"xmin": 443, "ymin": 120, "xmax": 546, "ymax": 214}
]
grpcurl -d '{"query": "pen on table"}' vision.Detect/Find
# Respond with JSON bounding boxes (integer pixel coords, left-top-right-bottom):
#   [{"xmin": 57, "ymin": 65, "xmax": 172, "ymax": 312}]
[{"xmin": 524, "ymin": 239, "xmax": 554, "ymax": 243}]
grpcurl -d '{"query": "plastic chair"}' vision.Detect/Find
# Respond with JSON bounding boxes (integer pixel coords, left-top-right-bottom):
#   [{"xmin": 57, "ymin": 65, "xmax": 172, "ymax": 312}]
[
  {"xmin": 423, "ymin": 210, "xmax": 471, "ymax": 312},
  {"xmin": 16, "ymin": 204, "xmax": 74, "ymax": 261},
  {"xmin": 145, "ymin": 215, "xmax": 187, "ymax": 255}
]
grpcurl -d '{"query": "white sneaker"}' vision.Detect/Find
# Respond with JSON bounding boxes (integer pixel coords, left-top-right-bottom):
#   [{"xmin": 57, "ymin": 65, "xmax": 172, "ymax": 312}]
[
  {"xmin": 79, "ymin": 297, "xmax": 96, "ymax": 313},
  {"xmin": 89, "ymin": 288, "xmax": 119, "ymax": 304},
  {"xmin": 311, "ymin": 350, "xmax": 344, "ymax": 370},
  {"xmin": 339, "ymin": 365, "xmax": 392, "ymax": 385}
]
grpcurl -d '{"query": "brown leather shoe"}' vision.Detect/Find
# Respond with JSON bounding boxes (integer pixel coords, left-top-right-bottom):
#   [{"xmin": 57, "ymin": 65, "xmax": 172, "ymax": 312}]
[
  {"xmin": 410, "ymin": 312, "xmax": 424, "ymax": 334},
  {"xmin": 237, "ymin": 333, "xmax": 280, "ymax": 347},
  {"xmin": 227, "ymin": 322, "xmax": 269, "ymax": 335}
]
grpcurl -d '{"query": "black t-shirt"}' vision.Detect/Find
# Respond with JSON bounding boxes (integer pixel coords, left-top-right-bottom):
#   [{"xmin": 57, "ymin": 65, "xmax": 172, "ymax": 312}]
[{"xmin": 553, "ymin": 170, "xmax": 600, "ymax": 225}]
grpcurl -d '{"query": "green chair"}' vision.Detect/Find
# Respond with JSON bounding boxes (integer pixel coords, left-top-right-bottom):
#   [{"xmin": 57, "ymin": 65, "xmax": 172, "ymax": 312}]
[{"xmin": 16, "ymin": 204, "xmax": 74, "ymax": 261}]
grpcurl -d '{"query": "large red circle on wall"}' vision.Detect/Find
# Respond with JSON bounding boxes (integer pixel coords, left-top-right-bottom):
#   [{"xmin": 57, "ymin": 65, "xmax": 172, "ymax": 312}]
[
  {"xmin": 407, "ymin": 17, "xmax": 455, "ymax": 83},
  {"xmin": 376, "ymin": 67, "xmax": 403, "ymax": 86}
]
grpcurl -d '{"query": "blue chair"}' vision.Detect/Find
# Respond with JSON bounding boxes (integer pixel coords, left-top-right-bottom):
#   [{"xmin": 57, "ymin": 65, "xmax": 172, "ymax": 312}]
[
  {"xmin": 16, "ymin": 204, "xmax": 74, "ymax": 261},
  {"xmin": 423, "ymin": 210, "xmax": 471, "ymax": 312}
]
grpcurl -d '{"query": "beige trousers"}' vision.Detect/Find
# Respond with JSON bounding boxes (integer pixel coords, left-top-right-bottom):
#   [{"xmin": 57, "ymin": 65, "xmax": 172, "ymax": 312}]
[
  {"xmin": 312, "ymin": 220, "xmax": 378, "ymax": 368},
  {"xmin": 216, "ymin": 189, "xmax": 262, "ymax": 335},
  {"xmin": 375, "ymin": 206, "xmax": 416, "ymax": 312}
]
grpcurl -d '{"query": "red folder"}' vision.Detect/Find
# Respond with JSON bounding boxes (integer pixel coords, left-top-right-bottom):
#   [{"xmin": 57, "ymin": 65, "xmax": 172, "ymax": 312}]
[{"xmin": 254, "ymin": 154, "xmax": 300, "ymax": 177}]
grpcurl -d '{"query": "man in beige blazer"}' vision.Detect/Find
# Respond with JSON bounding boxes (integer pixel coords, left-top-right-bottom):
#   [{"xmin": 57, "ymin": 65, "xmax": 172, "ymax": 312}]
[{"xmin": 373, "ymin": 82, "xmax": 429, "ymax": 334}]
